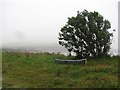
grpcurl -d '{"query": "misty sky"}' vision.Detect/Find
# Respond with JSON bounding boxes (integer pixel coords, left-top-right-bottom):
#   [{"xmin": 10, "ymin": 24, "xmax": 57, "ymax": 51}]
[{"xmin": 0, "ymin": 0, "xmax": 119, "ymax": 55}]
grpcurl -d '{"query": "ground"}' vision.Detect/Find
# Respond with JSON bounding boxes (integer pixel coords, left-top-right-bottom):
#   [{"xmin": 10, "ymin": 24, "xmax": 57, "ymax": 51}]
[{"xmin": 2, "ymin": 51, "xmax": 119, "ymax": 88}]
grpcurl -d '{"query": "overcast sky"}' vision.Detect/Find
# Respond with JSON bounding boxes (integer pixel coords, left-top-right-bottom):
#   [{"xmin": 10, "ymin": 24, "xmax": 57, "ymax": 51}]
[{"xmin": 0, "ymin": 0, "xmax": 119, "ymax": 55}]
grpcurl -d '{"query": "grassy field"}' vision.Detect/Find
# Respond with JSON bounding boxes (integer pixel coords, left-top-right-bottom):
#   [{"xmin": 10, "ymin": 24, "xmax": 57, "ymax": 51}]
[{"xmin": 2, "ymin": 51, "xmax": 119, "ymax": 88}]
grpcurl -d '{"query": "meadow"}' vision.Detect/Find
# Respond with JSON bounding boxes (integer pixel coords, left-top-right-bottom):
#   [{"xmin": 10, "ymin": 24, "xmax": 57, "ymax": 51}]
[{"xmin": 2, "ymin": 51, "xmax": 119, "ymax": 88}]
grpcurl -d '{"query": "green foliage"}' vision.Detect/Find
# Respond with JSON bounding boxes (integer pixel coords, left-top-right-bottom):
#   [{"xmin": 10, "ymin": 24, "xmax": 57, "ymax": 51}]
[{"xmin": 58, "ymin": 9, "xmax": 113, "ymax": 58}]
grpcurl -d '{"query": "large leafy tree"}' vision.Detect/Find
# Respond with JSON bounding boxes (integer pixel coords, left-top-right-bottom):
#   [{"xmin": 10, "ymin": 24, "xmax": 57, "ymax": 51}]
[{"xmin": 58, "ymin": 10, "xmax": 113, "ymax": 58}]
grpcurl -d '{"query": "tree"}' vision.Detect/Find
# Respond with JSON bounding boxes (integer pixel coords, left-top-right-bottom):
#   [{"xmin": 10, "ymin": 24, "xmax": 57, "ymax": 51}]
[{"xmin": 58, "ymin": 9, "xmax": 113, "ymax": 58}]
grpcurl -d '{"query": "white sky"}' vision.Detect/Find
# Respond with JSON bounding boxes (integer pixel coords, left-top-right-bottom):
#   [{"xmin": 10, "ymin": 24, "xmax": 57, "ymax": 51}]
[{"xmin": 0, "ymin": 0, "xmax": 119, "ymax": 55}]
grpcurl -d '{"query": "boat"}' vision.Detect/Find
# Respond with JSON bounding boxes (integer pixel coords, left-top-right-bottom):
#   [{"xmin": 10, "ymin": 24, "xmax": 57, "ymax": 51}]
[{"xmin": 55, "ymin": 58, "xmax": 87, "ymax": 65}]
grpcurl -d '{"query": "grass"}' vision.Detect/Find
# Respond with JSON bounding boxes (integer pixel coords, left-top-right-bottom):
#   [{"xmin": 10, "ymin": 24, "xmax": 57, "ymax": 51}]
[{"xmin": 2, "ymin": 51, "xmax": 119, "ymax": 88}]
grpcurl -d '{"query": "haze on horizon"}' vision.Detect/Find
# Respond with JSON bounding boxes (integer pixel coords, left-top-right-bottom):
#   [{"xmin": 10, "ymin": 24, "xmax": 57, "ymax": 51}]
[{"xmin": 0, "ymin": 0, "xmax": 119, "ymax": 55}]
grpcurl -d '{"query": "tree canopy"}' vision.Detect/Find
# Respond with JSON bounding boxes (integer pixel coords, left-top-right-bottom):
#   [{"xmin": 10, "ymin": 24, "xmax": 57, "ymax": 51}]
[{"xmin": 58, "ymin": 9, "xmax": 113, "ymax": 58}]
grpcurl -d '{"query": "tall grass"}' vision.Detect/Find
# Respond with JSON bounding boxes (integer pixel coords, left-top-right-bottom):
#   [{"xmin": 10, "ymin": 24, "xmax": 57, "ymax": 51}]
[{"xmin": 2, "ymin": 51, "xmax": 119, "ymax": 88}]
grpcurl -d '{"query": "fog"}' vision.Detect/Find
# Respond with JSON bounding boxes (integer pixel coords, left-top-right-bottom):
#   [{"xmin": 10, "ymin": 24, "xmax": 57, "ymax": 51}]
[{"xmin": 0, "ymin": 0, "xmax": 119, "ymax": 55}]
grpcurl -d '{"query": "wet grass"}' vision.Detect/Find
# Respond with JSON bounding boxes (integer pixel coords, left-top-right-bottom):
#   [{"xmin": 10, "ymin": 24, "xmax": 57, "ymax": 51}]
[{"xmin": 2, "ymin": 51, "xmax": 119, "ymax": 88}]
